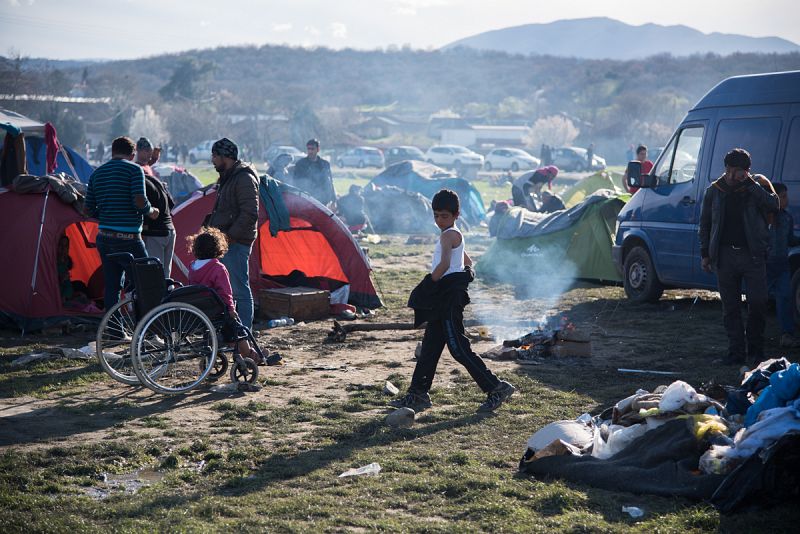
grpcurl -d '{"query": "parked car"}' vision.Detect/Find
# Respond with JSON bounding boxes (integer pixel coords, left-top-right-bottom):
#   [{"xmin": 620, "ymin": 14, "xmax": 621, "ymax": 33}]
[
  {"xmin": 613, "ymin": 70, "xmax": 800, "ymax": 306},
  {"xmin": 385, "ymin": 145, "xmax": 426, "ymax": 167},
  {"xmin": 424, "ymin": 145, "xmax": 484, "ymax": 170},
  {"xmin": 265, "ymin": 145, "xmax": 305, "ymax": 167},
  {"xmin": 188, "ymin": 140, "xmax": 215, "ymax": 164},
  {"xmin": 484, "ymin": 147, "xmax": 540, "ymax": 172},
  {"xmin": 336, "ymin": 147, "xmax": 385, "ymax": 168},
  {"xmin": 550, "ymin": 146, "xmax": 606, "ymax": 172}
]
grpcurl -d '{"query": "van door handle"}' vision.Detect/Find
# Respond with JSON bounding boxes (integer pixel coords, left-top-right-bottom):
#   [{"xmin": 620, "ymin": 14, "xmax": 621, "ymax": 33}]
[{"xmin": 681, "ymin": 196, "xmax": 696, "ymax": 205}]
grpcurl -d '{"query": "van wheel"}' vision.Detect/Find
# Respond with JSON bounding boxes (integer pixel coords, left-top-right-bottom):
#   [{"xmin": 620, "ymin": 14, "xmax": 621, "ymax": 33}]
[
  {"xmin": 189, "ymin": 154, "xmax": 197, "ymax": 164},
  {"xmin": 511, "ymin": 162, "xmax": 519, "ymax": 172},
  {"xmin": 484, "ymin": 162, "xmax": 492, "ymax": 171},
  {"xmin": 623, "ymin": 246, "xmax": 663, "ymax": 303}
]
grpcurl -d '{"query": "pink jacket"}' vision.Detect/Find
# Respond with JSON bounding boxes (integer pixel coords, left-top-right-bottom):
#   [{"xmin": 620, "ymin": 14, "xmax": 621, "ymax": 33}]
[{"xmin": 188, "ymin": 259, "xmax": 236, "ymax": 314}]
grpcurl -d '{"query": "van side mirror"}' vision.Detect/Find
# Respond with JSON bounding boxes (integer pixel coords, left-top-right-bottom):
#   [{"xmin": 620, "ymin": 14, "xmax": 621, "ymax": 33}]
[{"xmin": 626, "ymin": 161, "xmax": 658, "ymax": 189}]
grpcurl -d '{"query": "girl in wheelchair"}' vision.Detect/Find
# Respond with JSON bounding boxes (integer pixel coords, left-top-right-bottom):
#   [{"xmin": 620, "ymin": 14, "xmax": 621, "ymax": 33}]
[{"xmin": 186, "ymin": 227, "xmax": 268, "ymax": 365}]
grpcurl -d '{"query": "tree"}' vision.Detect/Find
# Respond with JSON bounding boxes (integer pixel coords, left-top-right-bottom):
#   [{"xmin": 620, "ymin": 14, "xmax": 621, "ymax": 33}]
[
  {"xmin": 158, "ymin": 58, "xmax": 215, "ymax": 101},
  {"xmin": 109, "ymin": 108, "xmax": 130, "ymax": 139},
  {"xmin": 130, "ymin": 105, "xmax": 169, "ymax": 144},
  {"xmin": 524, "ymin": 115, "xmax": 580, "ymax": 149}
]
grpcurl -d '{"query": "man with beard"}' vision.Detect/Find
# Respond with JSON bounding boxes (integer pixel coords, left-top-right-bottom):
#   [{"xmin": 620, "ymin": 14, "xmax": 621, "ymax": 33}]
[
  {"xmin": 293, "ymin": 138, "xmax": 335, "ymax": 208},
  {"xmin": 206, "ymin": 137, "xmax": 259, "ymax": 329}
]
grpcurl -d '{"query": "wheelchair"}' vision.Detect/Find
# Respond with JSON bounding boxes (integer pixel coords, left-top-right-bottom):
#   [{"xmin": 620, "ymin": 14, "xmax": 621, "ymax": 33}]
[{"xmin": 95, "ymin": 254, "xmax": 268, "ymax": 394}]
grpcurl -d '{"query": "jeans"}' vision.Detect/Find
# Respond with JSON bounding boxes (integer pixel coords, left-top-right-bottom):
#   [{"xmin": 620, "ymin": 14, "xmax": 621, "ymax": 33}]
[
  {"xmin": 717, "ymin": 246, "xmax": 768, "ymax": 362},
  {"xmin": 767, "ymin": 261, "xmax": 794, "ymax": 334},
  {"xmin": 410, "ymin": 303, "xmax": 500, "ymax": 394},
  {"xmin": 96, "ymin": 234, "xmax": 147, "ymax": 310},
  {"xmin": 220, "ymin": 242, "xmax": 254, "ymax": 329},
  {"xmin": 144, "ymin": 230, "xmax": 176, "ymax": 277}
]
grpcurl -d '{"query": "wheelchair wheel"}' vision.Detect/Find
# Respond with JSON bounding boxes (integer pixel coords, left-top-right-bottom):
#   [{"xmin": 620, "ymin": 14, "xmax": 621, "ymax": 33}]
[
  {"xmin": 231, "ymin": 357, "xmax": 259, "ymax": 385},
  {"xmin": 96, "ymin": 296, "xmax": 139, "ymax": 385},
  {"xmin": 206, "ymin": 353, "xmax": 229, "ymax": 381},
  {"xmin": 131, "ymin": 302, "xmax": 218, "ymax": 394}
]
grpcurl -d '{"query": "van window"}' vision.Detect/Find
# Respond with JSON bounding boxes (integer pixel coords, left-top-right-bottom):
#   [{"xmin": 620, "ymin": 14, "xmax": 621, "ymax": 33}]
[
  {"xmin": 652, "ymin": 126, "xmax": 703, "ymax": 185},
  {"xmin": 782, "ymin": 117, "xmax": 800, "ymax": 182},
  {"xmin": 710, "ymin": 118, "xmax": 782, "ymax": 180}
]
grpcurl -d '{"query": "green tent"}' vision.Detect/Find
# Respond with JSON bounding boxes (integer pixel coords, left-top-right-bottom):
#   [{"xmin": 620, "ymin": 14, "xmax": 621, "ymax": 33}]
[
  {"xmin": 477, "ymin": 191, "xmax": 629, "ymax": 285},
  {"xmin": 561, "ymin": 171, "xmax": 624, "ymax": 208}
]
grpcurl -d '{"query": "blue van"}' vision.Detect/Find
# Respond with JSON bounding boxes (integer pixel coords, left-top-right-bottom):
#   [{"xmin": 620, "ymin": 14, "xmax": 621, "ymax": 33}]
[{"xmin": 613, "ymin": 70, "xmax": 800, "ymax": 305}]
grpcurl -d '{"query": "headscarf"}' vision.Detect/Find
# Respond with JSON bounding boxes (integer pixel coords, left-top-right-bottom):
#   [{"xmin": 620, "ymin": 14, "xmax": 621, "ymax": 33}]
[{"xmin": 212, "ymin": 137, "xmax": 239, "ymax": 160}]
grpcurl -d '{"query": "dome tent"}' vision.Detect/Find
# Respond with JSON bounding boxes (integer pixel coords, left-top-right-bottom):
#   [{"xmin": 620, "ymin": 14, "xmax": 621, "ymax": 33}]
[{"xmin": 171, "ymin": 180, "xmax": 381, "ymax": 310}]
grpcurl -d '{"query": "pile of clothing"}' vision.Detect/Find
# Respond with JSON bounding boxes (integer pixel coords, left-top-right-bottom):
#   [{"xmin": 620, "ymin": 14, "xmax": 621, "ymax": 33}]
[{"xmin": 519, "ymin": 359, "xmax": 800, "ymax": 513}]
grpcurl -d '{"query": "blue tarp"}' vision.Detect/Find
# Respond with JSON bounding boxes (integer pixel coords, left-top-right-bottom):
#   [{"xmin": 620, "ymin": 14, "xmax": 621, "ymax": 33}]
[
  {"xmin": 368, "ymin": 161, "xmax": 487, "ymax": 226},
  {"xmin": 24, "ymin": 136, "xmax": 95, "ymax": 183}
]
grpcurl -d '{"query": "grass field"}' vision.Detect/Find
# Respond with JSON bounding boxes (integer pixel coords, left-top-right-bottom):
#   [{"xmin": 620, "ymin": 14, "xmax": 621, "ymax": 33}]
[{"xmin": 1, "ymin": 236, "xmax": 798, "ymax": 532}]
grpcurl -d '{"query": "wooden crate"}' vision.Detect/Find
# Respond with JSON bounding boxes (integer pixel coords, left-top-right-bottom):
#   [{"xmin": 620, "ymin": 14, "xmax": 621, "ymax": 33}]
[{"xmin": 258, "ymin": 287, "xmax": 330, "ymax": 322}]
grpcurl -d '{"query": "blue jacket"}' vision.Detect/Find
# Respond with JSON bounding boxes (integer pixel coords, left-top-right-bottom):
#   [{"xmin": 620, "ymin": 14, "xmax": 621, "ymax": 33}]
[{"xmin": 768, "ymin": 209, "xmax": 800, "ymax": 266}]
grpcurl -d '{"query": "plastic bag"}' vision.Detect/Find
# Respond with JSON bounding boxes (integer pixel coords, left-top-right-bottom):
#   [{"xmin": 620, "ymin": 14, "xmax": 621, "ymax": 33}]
[{"xmin": 659, "ymin": 380, "xmax": 700, "ymax": 412}]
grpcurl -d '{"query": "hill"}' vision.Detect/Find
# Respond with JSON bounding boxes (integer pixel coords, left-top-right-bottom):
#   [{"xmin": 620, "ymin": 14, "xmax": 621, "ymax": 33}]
[{"xmin": 444, "ymin": 17, "xmax": 800, "ymax": 59}]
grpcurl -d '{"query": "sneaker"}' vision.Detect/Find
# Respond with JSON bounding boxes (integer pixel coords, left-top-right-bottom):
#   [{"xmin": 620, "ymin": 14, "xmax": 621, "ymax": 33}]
[
  {"xmin": 780, "ymin": 333, "xmax": 800, "ymax": 348},
  {"xmin": 477, "ymin": 381, "xmax": 516, "ymax": 413},
  {"xmin": 389, "ymin": 391, "xmax": 432, "ymax": 411}
]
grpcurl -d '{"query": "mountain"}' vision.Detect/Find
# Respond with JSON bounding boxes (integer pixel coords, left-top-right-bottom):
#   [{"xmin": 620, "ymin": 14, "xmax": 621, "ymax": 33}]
[{"xmin": 444, "ymin": 17, "xmax": 800, "ymax": 60}]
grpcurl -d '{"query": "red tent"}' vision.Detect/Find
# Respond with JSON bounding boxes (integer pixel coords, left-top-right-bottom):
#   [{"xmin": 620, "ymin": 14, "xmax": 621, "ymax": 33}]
[
  {"xmin": 0, "ymin": 188, "xmax": 103, "ymax": 330},
  {"xmin": 171, "ymin": 185, "xmax": 381, "ymax": 310}
]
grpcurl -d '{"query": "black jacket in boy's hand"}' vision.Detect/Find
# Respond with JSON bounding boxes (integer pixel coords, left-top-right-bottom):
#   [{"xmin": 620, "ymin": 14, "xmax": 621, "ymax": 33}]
[{"xmin": 407, "ymin": 266, "xmax": 474, "ymax": 327}]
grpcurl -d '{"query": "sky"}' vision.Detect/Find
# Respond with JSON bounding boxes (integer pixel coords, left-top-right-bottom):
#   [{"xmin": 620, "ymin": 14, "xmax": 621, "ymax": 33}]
[{"xmin": 1, "ymin": 0, "xmax": 799, "ymax": 60}]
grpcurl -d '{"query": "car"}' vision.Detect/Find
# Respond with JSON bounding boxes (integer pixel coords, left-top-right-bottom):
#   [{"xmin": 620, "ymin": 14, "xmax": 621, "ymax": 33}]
[
  {"xmin": 188, "ymin": 140, "xmax": 215, "ymax": 164},
  {"xmin": 424, "ymin": 145, "xmax": 484, "ymax": 170},
  {"xmin": 336, "ymin": 146, "xmax": 385, "ymax": 168},
  {"xmin": 264, "ymin": 145, "xmax": 305, "ymax": 167},
  {"xmin": 384, "ymin": 145, "xmax": 426, "ymax": 167},
  {"xmin": 550, "ymin": 146, "xmax": 606, "ymax": 172},
  {"xmin": 484, "ymin": 147, "xmax": 540, "ymax": 172}
]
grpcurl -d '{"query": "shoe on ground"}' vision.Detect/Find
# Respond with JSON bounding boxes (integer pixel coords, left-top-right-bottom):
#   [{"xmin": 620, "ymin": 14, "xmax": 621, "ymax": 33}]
[
  {"xmin": 780, "ymin": 333, "xmax": 800, "ymax": 348},
  {"xmin": 477, "ymin": 381, "xmax": 516, "ymax": 413},
  {"xmin": 389, "ymin": 391, "xmax": 432, "ymax": 411}
]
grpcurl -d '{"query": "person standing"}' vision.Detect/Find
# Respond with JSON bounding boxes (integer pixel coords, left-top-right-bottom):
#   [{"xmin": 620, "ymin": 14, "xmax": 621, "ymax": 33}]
[
  {"xmin": 767, "ymin": 183, "xmax": 800, "ymax": 347},
  {"xmin": 134, "ymin": 137, "xmax": 176, "ymax": 276},
  {"xmin": 586, "ymin": 143, "xmax": 594, "ymax": 169},
  {"xmin": 699, "ymin": 148, "xmax": 779, "ymax": 365},
  {"xmin": 622, "ymin": 145, "xmax": 654, "ymax": 194},
  {"xmin": 206, "ymin": 138, "xmax": 259, "ymax": 329},
  {"xmin": 85, "ymin": 136, "xmax": 159, "ymax": 309},
  {"xmin": 293, "ymin": 138, "xmax": 335, "ymax": 208}
]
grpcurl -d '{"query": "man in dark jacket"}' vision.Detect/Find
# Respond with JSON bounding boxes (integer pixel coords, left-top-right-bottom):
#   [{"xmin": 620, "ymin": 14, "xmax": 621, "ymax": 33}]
[
  {"xmin": 142, "ymin": 174, "xmax": 176, "ymax": 277},
  {"xmin": 293, "ymin": 138, "xmax": 335, "ymax": 208},
  {"xmin": 207, "ymin": 137, "xmax": 259, "ymax": 329},
  {"xmin": 699, "ymin": 148, "xmax": 779, "ymax": 365}
]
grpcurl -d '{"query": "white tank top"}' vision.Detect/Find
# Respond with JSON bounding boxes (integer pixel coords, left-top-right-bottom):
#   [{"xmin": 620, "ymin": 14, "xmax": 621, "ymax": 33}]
[{"xmin": 432, "ymin": 227, "xmax": 465, "ymax": 277}]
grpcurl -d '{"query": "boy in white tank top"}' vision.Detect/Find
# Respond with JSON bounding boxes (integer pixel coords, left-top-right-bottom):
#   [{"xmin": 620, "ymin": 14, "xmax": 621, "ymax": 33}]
[{"xmin": 391, "ymin": 189, "xmax": 516, "ymax": 413}]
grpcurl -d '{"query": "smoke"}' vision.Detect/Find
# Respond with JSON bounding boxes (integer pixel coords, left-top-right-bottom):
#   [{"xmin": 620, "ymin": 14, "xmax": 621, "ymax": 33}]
[{"xmin": 472, "ymin": 240, "xmax": 578, "ymax": 341}]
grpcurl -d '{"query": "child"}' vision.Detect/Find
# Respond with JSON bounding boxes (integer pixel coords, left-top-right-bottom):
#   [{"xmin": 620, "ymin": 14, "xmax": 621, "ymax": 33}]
[
  {"xmin": 186, "ymin": 228, "xmax": 264, "ymax": 364},
  {"xmin": 391, "ymin": 189, "xmax": 515, "ymax": 413},
  {"xmin": 768, "ymin": 183, "xmax": 800, "ymax": 348}
]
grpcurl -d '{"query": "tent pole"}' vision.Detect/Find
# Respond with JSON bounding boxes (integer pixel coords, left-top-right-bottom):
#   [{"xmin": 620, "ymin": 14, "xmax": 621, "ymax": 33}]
[
  {"xmin": 24, "ymin": 188, "xmax": 51, "ymax": 336},
  {"xmin": 58, "ymin": 143, "xmax": 80, "ymax": 179}
]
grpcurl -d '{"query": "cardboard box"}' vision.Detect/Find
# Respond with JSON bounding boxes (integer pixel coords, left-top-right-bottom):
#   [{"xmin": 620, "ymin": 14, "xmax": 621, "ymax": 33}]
[
  {"xmin": 258, "ymin": 287, "xmax": 330, "ymax": 322},
  {"xmin": 553, "ymin": 339, "xmax": 592, "ymax": 358}
]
